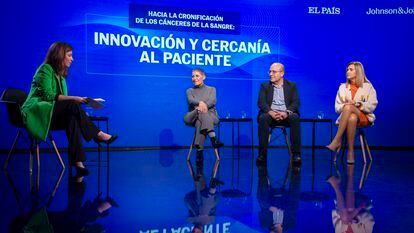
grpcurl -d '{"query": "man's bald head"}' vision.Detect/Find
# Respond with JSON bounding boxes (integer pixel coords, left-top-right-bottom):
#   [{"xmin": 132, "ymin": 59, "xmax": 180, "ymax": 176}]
[{"xmin": 269, "ymin": 63, "xmax": 285, "ymax": 85}]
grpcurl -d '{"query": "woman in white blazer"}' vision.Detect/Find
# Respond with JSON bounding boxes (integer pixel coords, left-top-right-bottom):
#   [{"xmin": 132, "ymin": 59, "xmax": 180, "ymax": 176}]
[{"xmin": 327, "ymin": 62, "xmax": 378, "ymax": 163}]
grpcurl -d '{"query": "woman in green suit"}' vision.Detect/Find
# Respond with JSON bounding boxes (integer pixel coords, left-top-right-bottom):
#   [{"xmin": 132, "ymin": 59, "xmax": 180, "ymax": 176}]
[{"xmin": 21, "ymin": 42, "xmax": 117, "ymax": 175}]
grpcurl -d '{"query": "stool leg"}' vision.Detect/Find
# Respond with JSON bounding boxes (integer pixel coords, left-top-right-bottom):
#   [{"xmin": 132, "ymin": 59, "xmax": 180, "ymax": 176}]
[
  {"xmin": 214, "ymin": 148, "xmax": 220, "ymax": 161},
  {"xmin": 187, "ymin": 144, "xmax": 193, "ymax": 161},
  {"xmin": 268, "ymin": 128, "xmax": 273, "ymax": 143},
  {"xmin": 212, "ymin": 160, "xmax": 219, "ymax": 178},
  {"xmin": 29, "ymin": 141, "xmax": 33, "ymax": 175},
  {"xmin": 187, "ymin": 134, "xmax": 196, "ymax": 161},
  {"xmin": 282, "ymin": 163, "xmax": 292, "ymax": 188},
  {"xmin": 363, "ymin": 134, "xmax": 372, "ymax": 161},
  {"xmin": 49, "ymin": 134, "xmax": 65, "ymax": 170},
  {"xmin": 29, "ymin": 147, "xmax": 34, "ymax": 195},
  {"xmin": 3, "ymin": 131, "xmax": 21, "ymax": 170},
  {"xmin": 333, "ymin": 151, "xmax": 338, "ymax": 163},
  {"xmin": 36, "ymin": 141, "xmax": 40, "ymax": 193},
  {"xmin": 359, "ymin": 161, "xmax": 372, "ymax": 191},
  {"xmin": 36, "ymin": 141, "xmax": 40, "ymax": 173},
  {"xmin": 333, "ymin": 147, "xmax": 341, "ymax": 163},
  {"xmin": 283, "ymin": 128, "xmax": 293, "ymax": 159},
  {"xmin": 340, "ymin": 137, "xmax": 347, "ymax": 161},
  {"xmin": 332, "ymin": 137, "xmax": 345, "ymax": 163},
  {"xmin": 359, "ymin": 132, "xmax": 367, "ymax": 164},
  {"xmin": 333, "ymin": 143, "xmax": 340, "ymax": 163},
  {"xmin": 358, "ymin": 161, "xmax": 367, "ymax": 190}
]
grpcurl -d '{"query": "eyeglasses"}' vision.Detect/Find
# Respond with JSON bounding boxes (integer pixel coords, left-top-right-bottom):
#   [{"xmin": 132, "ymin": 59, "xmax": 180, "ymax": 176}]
[{"xmin": 268, "ymin": 70, "xmax": 283, "ymax": 74}]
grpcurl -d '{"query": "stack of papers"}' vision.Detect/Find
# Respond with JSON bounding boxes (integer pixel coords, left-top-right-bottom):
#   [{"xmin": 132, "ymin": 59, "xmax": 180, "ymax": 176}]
[{"xmin": 84, "ymin": 97, "xmax": 105, "ymax": 109}]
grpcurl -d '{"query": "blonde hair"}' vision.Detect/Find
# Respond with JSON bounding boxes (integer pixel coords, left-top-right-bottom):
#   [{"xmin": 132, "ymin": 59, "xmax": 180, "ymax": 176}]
[{"xmin": 346, "ymin": 61, "xmax": 369, "ymax": 88}]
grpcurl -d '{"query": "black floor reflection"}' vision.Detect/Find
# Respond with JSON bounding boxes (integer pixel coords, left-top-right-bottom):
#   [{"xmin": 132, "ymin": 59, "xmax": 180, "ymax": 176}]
[
  {"xmin": 47, "ymin": 175, "xmax": 118, "ymax": 233},
  {"xmin": 2, "ymin": 149, "xmax": 414, "ymax": 232},
  {"xmin": 185, "ymin": 159, "xmax": 221, "ymax": 233},
  {"xmin": 328, "ymin": 162, "xmax": 374, "ymax": 233},
  {"xmin": 4, "ymin": 168, "xmax": 64, "ymax": 215},
  {"xmin": 256, "ymin": 162, "xmax": 301, "ymax": 233},
  {"xmin": 5, "ymin": 162, "xmax": 117, "ymax": 233}
]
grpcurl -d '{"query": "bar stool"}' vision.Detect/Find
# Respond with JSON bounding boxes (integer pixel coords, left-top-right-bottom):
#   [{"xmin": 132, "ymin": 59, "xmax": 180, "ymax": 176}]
[
  {"xmin": 268, "ymin": 126, "xmax": 293, "ymax": 159},
  {"xmin": 336, "ymin": 126, "xmax": 373, "ymax": 164},
  {"xmin": 187, "ymin": 130, "xmax": 220, "ymax": 161}
]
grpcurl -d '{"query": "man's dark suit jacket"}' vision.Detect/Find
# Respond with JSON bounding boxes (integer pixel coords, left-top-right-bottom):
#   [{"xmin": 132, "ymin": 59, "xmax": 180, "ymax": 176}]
[{"xmin": 257, "ymin": 79, "xmax": 300, "ymax": 116}]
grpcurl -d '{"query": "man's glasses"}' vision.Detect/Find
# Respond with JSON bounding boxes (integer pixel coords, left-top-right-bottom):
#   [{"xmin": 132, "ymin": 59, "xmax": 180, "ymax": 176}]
[{"xmin": 268, "ymin": 70, "xmax": 283, "ymax": 74}]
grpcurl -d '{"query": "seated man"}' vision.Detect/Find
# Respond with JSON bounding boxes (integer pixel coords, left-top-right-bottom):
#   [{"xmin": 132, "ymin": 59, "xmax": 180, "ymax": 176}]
[
  {"xmin": 257, "ymin": 63, "xmax": 301, "ymax": 164},
  {"xmin": 184, "ymin": 68, "xmax": 223, "ymax": 163}
]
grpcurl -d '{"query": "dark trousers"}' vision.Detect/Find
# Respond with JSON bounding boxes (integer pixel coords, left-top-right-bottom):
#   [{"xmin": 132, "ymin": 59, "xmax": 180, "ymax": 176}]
[
  {"xmin": 50, "ymin": 100, "xmax": 100, "ymax": 166},
  {"xmin": 258, "ymin": 112, "xmax": 301, "ymax": 157}
]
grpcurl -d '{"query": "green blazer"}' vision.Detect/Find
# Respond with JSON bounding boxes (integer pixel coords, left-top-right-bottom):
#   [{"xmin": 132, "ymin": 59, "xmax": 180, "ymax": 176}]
[{"xmin": 21, "ymin": 64, "xmax": 68, "ymax": 140}]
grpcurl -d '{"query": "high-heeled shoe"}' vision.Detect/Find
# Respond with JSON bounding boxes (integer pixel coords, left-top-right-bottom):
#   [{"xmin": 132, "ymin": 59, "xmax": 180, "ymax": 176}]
[
  {"xmin": 94, "ymin": 193, "xmax": 119, "ymax": 208},
  {"xmin": 326, "ymin": 142, "xmax": 341, "ymax": 152},
  {"xmin": 104, "ymin": 196, "xmax": 119, "ymax": 208},
  {"xmin": 94, "ymin": 135, "xmax": 118, "ymax": 145},
  {"xmin": 327, "ymin": 141, "xmax": 342, "ymax": 163},
  {"xmin": 325, "ymin": 175, "xmax": 341, "ymax": 185}
]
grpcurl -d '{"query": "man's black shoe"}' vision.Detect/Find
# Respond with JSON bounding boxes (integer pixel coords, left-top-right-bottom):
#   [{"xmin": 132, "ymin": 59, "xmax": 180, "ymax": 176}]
[
  {"xmin": 292, "ymin": 155, "xmax": 302, "ymax": 166},
  {"xmin": 256, "ymin": 155, "xmax": 267, "ymax": 164},
  {"xmin": 75, "ymin": 165, "xmax": 90, "ymax": 176}
]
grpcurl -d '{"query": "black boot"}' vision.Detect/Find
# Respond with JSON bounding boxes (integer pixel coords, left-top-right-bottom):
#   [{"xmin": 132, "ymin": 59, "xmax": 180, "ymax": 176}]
[
  {"xmin": 256, "ymin": 155, "xmax": 267, "ymax": 164},
  {"xmin": 209, "ymin": 177, "xmax": 224, "ymax": 188},
  {"xmin": 292, "ymin": 154, "xmax": 302, "ymax": 166},
  {"xmin": 257, "ymin": 163, "xmax": 268, "ymax": 176},
  {"xmin": 210, "ymin": 137, "xmax": 224, "ymax": 148},
  {"xmin": 256, "ymin": 147, "xmax": 267, "ymax": 164}
]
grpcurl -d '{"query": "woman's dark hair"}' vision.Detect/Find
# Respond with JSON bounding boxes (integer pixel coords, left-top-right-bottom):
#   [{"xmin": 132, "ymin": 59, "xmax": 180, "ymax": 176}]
[
  {"xmin": 192, "ymin": 68, "xmax": 206, "ymax": 77},
  {"xmin": 44, "ymin": 41, "xmax": 73, "ymax": 76}
]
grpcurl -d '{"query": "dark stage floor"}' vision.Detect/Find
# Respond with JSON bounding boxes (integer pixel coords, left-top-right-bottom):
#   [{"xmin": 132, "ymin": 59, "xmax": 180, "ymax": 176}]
[{"xmin": 1, "ymin": 148, "xmax": 413, "ymax": 233}]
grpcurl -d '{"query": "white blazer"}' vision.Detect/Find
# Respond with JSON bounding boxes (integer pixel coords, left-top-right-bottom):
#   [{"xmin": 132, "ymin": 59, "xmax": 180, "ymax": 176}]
[{"xmin": 334, "ymin": 82, "xmax": 378, "ymax": 124}]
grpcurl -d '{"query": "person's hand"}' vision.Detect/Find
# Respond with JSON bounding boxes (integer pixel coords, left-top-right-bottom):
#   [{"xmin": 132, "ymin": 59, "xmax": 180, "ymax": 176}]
[
  {"xmin": 273, "ymin": 111, "xmax": 287, "ymax": 121},
  {"xmin": 274, "ymin": 111, "xmax": 282, "ymax": 121},
  {"xmin": 279, "ymin": 111, "xmax": 288, "ymax": 120},
  {"xmin": 344, "ymin": 100, "xmax": 356, "ymax": 105},
  {"xmin": 268, "ymin": 111, "xmax": 282, "ymax": 121},
  {"xmin": 198, "ymin": 101, "xmax": 208, "ymax": 113},
  {"xmin": 268, "ymin": 111, "xmax": 277, "ymax": 120},
  {"xmin": 73, "ymin": 96, "xmax": 87, "ymax": 104},
  {"xmin": 275, "ymin": 112, "xmax": 286, "ymax": 121}
]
